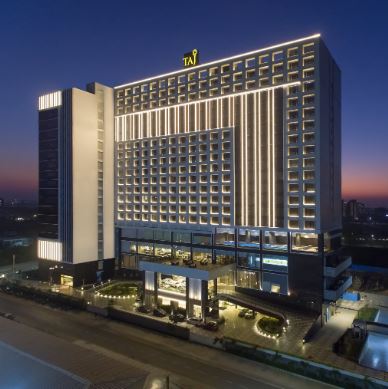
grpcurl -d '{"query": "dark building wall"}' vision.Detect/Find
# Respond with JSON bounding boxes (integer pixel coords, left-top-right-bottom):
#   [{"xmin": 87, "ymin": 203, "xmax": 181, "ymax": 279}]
[
  {"xmin": 38, "ymin": 258, "xmax": 115, "ymax": 287},
  {"xmin": 318, "ymin": 41, "xmax": 342, "ymax": 233},
  {"xmin": 38, "ymin": 108, "xmax": 59, "ymax": 239},
  {"xmin": 288, "ymin": 252, "xmax": 323, "ymax": 312}
]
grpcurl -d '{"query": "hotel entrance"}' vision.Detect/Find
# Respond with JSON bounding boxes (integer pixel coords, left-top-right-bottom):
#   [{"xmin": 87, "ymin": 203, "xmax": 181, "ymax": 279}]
[{"xmin": 60, "ymin": 274, "xmax": 73, "ymax": 287}]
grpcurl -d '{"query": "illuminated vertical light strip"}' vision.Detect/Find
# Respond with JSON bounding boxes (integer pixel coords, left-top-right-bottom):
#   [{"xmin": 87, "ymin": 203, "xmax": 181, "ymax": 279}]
[
  {"xmin": 227, "ymin": 97, "xmax": 230, "ymax": 127},
  {"xmin": 258, "ymin": 91, "xmax": 262, "ymax": 226},
  {"xmin": 194, "ymin": 103, "xmax": 197, "ymax": 131},
  {"xmin": 128, "ymin": 115, "xmax": 131, "ymax": 140},
  {"xmin": 156, "ymin": 110, "xmax": 159, "ymax": 137},
  {"xmin": 173, "ymin": 106, "xmax": 179, "ymax": 134},
  {"xmin": 240, "ymin": 95, "xmax": 244, "ymax": 225},
  {"xmin": 118, "ymin": 117, "xmax": 122, "ymax": 141},
  {"xmin": 267, "ymin": 91, "xmax": 271, "ymax": 227},
  {"xmin": 131, "ymin": 115, "xmax": 134, "ymax": 140},
  {"xmin": 166, "ymin": 108, "xmax": 169, "ymax": 136},
  {"xmin": 220, "ymin": 98, "xmax": 223, "ymax": 128},
  {"xmin": 183, "ymin": 105, "xmax": 186, "ymax": 133},
  {"xmin": 124, "ymin": 116, "xmax": 127, "ymax": 141},
  {"xmin": 186, "ymin": 104, "xmax": 189, "ymax": 132},
  {"xmin": 205, "ymin": 101, "xmax": 208, "ymax": 129},
  {"xmin": 244, "ymin": 94, "xmax": 248, "ymax": 224},
  {"xmin": 141, "ymin": 113, "xmax": 143, "ymax": 139},
  {"xmin": 159, "ymin": 110, "xmax": 162, "ymax": 137},
  {"xmin": 147, "ymin": 112, "xmax": 150, "ymax": 138},
  {"xmin": 253, "ymin": 92, "xmax": 257, "ymax": 226},
  {"xmin": 217, "ymin": 99, "xmax": 220, "ymax": 128},
  {"xmin": 272, "ymin": 89, "xmax": 276, "ymax": 227}
]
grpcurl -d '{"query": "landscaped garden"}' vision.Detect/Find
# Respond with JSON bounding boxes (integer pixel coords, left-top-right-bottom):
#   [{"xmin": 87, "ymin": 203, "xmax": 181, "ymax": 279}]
[
  {"xmin": 96, "ymin": 282, "xmax": 139, "ymax": 299},
  {"xmin": 257, "ymin": 316, "xmax": 283, "ymax": 337}
]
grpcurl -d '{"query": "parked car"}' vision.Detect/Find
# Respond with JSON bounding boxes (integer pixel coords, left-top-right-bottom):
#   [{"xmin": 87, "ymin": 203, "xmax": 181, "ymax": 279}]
[
  {"xmin": 170, "ymin": 260, "xmax": 180, "ymax": 266},
  {"xmin": 137, "ymin": 305, "xmax": 151, "ymax": 314},
  {"xmin": 200, "ymin": 258, "xmax": 209, "ymax": 265},
  {"xmin": 169, "ymin": 313, "xmax": 185, "ymax": 323},
  {"xmin": 203, "ymin": 320, "xmax": 219, "ymax": 331},
  {"xmin": 187, "ymin": 317, "xmax": 203, "ymax": 326},
  {"xmin": 188, "ymin": 262, "xmax": 197, "ymax": 268},
  {"xmin": 244, "ymin": 310, "xmax": 256, "ymax": 320},
  {"xmin": 238, "ymin": 308, "xmax": 249, "ymax": 318},
  {"xmin": 153, "ymin": 307, "xmax": 167, "ymax": 317}
]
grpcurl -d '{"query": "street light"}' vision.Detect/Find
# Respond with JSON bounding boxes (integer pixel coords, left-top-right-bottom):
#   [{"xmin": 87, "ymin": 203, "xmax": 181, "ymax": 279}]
[{"xmin": 48, "ymin": 266, "xmax": 56, "ymax": 285}]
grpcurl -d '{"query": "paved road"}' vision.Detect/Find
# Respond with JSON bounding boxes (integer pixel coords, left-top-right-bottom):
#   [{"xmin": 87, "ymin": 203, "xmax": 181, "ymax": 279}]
[{"xmin": 0, "ymin": 292, "xmax": 335, "ymax": 389}]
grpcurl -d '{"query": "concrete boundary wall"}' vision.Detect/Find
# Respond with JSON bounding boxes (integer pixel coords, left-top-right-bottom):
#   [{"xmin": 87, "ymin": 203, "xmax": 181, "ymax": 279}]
[
  {"xmin": 222, "ymin": 338, "xmax": 388, "ymax": 389},
  {"xmin": 109, "ymin": 307, "xmax": 190, "ymax": 340}
]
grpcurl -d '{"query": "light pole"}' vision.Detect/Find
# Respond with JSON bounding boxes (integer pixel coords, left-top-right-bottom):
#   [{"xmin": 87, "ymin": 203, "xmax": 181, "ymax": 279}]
[
  {"xmin": 12, "ymin": 254, "xmax": 16, "ymax": 273},
  {"xmin": 48, "ymin": 266, "xmax": 56, "ymax": 285}
]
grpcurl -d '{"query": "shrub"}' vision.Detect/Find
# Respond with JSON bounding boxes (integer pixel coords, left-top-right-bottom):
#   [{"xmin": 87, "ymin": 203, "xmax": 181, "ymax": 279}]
[{"xmin": 258, "ymin": 316, "xmax": 282, "ymax": 335}]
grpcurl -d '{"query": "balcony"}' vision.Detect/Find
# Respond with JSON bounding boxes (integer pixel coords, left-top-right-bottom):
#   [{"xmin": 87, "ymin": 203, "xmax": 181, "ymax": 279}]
[
  {"xmin": 324, "ymin": 256, "xmax": 352, "ymax": 278},
  {"xmin": 324, "ymin": 275, "xmax": 353, "ymax": 301}
]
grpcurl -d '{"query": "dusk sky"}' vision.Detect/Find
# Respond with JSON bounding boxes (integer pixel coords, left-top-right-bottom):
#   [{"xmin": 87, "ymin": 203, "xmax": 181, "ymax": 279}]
[{"xmin": 0, "ymin": 0, "xmax": 387, "ymax": 206}]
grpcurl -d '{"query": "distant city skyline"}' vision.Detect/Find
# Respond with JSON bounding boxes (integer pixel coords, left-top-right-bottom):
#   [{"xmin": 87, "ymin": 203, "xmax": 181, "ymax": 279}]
[{"xmin": 0, "ymin": 0, "xmax": 387, "ymax": 207}]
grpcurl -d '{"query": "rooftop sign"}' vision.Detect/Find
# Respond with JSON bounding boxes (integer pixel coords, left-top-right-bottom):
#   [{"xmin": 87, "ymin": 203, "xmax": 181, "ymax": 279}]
[{"xmin": 183, "ymin": 49, "xmax": 199, "ymax": 68}]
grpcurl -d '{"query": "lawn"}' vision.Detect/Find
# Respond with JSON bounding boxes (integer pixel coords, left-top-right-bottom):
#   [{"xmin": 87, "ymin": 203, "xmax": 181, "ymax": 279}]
[
  {"xmin": 357, "ymin": 306, "xmax": 378, "ymax": 322},
  {"xmin": 97, "ymin": 282, "xmax": 138, "ymax": 297}
]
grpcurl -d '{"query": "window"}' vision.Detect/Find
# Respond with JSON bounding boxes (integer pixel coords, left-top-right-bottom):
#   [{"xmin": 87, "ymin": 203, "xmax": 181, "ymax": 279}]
[
  {"xmin": 262, "ymin": 255, "xmax": 288, "ymax": 273},
  {"xmin": 215, "ymin": 228, "xmax": 235, "ymax": 246},
  {"xmin": 263, "ymin": 231, "xmax": 288, "ymax": 251},
  {"xmin": 272, "ymin": 51, "xmax": 283, "ymax": 61},
  {"xmin": 173, "ymin": 245, "xmax": 191, "ymax": 261},
  {"xmin": 193, "ymin": 248, "xmax": 212, "ymax": 262},
  {"xmin": 214, "ymin": 250, "xmax": 235, "ymax": 265},
  {"xmin": 192, "ymin": 232, "xmax": 212, "ymax": 245},
  {"xmin": 291, "ymin": 232, "xmax": 318, "ymax": 252},
  {"xmin": 238, "ymin": 228, "xmax": 260, "ymax": 248},
  {"xmin": 137, "ymin": 228, "xmax": 154, "ymax": 240},
  {"xmin": 138, "ymin": 242, "xmax": 154, "ymax": 255},
  {"xmin": 154, "ymin": 244, "xmax": 172, "ymax": 259},
  {"xmin": 262, "ymin": 272, "xmax": 288, "ymax": 295},
  {"xmin": 238, "ymin": 252, "xmax": 260, "ymax": 269},
  {"xmin": 236, "ymin": 270, "xmax": 260, "ymax": 289},
  {"xmin": 121, "ymin": 240, "xmax": 137, "ymax": 253},
  {"xmin": 154, "ymin": 229, "xmax": 171, "ymax": 242}
]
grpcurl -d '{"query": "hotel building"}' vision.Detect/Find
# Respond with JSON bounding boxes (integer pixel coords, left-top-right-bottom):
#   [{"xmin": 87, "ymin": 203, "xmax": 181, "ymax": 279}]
[{"xmin": 37, "ymin": 34, "xmax": 351, "ymax": 318}]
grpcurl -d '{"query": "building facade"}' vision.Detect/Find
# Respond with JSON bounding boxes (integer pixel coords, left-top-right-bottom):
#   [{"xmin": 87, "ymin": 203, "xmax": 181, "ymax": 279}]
[
  {"xmin": 37, "ymin": 83, "xmax": 115, "ymax": 286},
  {"xmin": 37, "ymin": 34, "xmax": 351, "ymax": 317}
]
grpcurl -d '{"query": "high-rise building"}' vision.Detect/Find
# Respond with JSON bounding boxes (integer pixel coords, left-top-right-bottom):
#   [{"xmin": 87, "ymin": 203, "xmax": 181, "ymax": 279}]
[
  {"xmin": 37, "ymin": 83, "xmax": 115, "ymax": 286},
  {"xmin": 37, "ymin": 34, "xmax": 351, "ymax": 317},
  {"xmin": 343, "ymin": 199, "xmax": 365, "ymax": 221}
]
